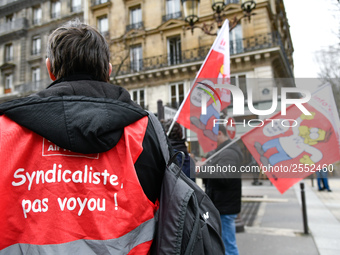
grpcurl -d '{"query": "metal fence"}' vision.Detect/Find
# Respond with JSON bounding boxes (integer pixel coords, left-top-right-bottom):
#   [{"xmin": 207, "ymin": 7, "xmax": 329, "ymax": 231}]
[
  {"xmin": 0, "ymin": 18, "xmax": 28, "ymax": 36},
  {"xmin": 112, "ymin": 32, "xmax": 292, "ymax": 77}
]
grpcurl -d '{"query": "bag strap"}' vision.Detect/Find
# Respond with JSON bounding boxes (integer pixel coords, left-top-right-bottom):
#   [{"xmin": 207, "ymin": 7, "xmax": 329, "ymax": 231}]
[
  {"xmin": 183, "ymin": 192, "xmax": 200, "ymax": 255},
  {"xmin": 147, "ymin": 112, "xmax": 201, "ymax": 255},
  {"xmin": 146, "ymin": 111, "xmax": 170, "ymax": 164},
  {"xmin": 147, "ymin": 112, "xmax": 185, "ymax": 178}
]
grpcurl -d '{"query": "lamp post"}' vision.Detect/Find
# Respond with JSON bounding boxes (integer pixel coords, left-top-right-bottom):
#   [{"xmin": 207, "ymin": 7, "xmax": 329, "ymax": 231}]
[{"xmin": 181, "ymin": 0, "xmax": 256, "ymax": 35}]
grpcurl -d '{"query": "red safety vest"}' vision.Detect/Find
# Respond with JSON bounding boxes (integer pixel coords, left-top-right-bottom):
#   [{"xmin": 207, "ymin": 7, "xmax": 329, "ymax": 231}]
[{"xmin": 0, "ymin": 115, "xmax": 157, "ymax": 254}]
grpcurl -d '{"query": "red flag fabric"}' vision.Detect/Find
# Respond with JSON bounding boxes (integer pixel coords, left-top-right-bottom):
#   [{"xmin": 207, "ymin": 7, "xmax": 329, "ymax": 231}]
[
  {"xmin": 241, "ymin": 83, "xmax": 340, "ymax": 193},
  {"xmin": 174, "ymin": 21, "xmax": 231, "ymax": 153}
]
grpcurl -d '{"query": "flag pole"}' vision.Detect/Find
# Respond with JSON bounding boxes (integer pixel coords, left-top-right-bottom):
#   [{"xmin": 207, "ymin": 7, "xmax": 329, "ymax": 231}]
[
  {"xmin": 166, "ymin": 20, "xmax": 230, "ymax": 137},
  {"xmin": 166, "ymin": 85, "xmax": 192, "ymax": 136}
]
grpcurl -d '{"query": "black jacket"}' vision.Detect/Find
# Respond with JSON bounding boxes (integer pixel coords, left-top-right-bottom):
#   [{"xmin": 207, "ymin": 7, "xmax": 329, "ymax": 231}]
[
  {"xmin": 204, "ymin": 140, "xmax": 243, "ymax": 215},
  {"xmin": 0, "ymin": 75, "xmax": 165, "ymax": 203}
]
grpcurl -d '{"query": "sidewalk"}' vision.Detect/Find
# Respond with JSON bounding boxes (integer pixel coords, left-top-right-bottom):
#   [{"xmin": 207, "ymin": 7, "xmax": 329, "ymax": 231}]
[
  {"xmin": 298, "ymin": 178, "xmax": 340, "ymax": 255},
  {"xmin": 235, "ymin": 177, "xmax": 340, "ymax": 255}
]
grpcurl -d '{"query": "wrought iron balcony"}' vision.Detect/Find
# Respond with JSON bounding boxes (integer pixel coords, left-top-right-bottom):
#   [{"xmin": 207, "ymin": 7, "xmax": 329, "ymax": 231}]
[
  {"xmin": 112, "ymin": 32, "xmax": 293, "ymax": 77},
  {"xmin": 0, "ymin": 0, "xmax": 20, "ymax": 7},
  {"xmin": 112, "ymin": 45, "xmax": 211, "ymax": 76},
  {"xmin": 126, "ymin": 21, "xmax": 144, "ymax": 32},
  {"xmin": 92, "ymin": 0, "xmax": 109, "ymax": 6},
  {"xmin": 51, "ymin": 12, "xmax": 61, "ymax": 19},
  {"xmin": 162, "ymin": 11, "xmax": 182, "ymax": 22},
  {"xmin": 31, "ymin": 48, "xmax": 41, "ymax": 56},
  {"xmin": 230, "ymin": 32, "xmax": 293, "ymax": 77},
  {"xmin": 230, "ymin": 32, "xmax": 278, "ymax": 54},
  {"xmin": 4, "ymin": 55, "xmax": 13, "ymax": 63},
  {"xmin": 225, "ymin": 0, "xmax": 240, "ymax": 4},
  {"xmin": 32, "ymin": 18, "xmax": 41, "ymax": 26},
  {"xmin": 71, "ymin": 5, "xmax": 82, "ymax": 13},
  {"xmin": 0, "ymin": 18, "xmax": 28, "ymax": 36}
]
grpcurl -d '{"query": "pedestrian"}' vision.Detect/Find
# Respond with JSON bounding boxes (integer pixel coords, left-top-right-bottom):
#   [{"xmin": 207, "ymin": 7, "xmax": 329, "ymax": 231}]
[
  {"xmin": 0, "ymin": 20, "xmax": 166, "ymax": 254},
  {"xmin": 204, "ymin": 125, "xmax": 243, "ymax": 255},
  {"xmin": 316, "ymin": 167, "xmax": 332, "ymax": 192},
  {"xmin": 161, "ymin": 119, "xmax": 196, "ymax": 182}
]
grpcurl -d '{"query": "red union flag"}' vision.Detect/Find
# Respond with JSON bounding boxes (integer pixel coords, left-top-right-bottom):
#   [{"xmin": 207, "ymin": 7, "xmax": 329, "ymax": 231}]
[
  {"xmin": 241, "ymin": 83, "xmax": 340, "ymax": 194},
  {"xmin": 241, "ymin": 84, "xmax": 340, "ymax": 193},
  {"xmin": 174, "ymin": 20, "xmax": 231, "ymax": 153}
]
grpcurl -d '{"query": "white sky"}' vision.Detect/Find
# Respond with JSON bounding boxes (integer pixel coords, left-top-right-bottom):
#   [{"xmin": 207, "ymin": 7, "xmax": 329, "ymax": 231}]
[{"xmin": 283, "ymin": 0, "xmax": 339, "ymax": 81}]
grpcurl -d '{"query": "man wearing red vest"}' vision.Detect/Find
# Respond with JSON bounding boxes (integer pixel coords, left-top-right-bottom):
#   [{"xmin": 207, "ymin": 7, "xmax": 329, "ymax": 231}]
[{"xmin": 0, "ymin": 20, "xmax": 165, "ymax": 254}]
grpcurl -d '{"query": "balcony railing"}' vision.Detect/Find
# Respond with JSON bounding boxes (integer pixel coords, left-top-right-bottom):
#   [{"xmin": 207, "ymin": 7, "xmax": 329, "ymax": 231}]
[
  {"xmin": 51, "ymin": 12, "xmax": 61, "ymax": 19},
  {"xmin": 71, "ymin": 5, "xmax": 82, "ymax": 12},
  {"xmin": 230, "ymin": 33, "xmax": 278, "ymax": 54},
  {"xmin": 31, "ymin": 48, "xmax": 41, "ymax": 56},
  {"xmin": 112, "ymin": 32, "xmax": 293, "ymax": 77},
  {"xmin": 112, "ymin": 45, "xmax": 211, "ymax": 76},
  {"xmin": 162, "ymin": 11, "xmax": 182, "ymax": 22},
  {"xmin": 92, "ymin": 0, "xmax": 109, "ymax": 6},
  {"xmin": 0, "ymin": 18, "xmax": 28, "ymax": 36},
  {"xmin": 32, "ymin": 18, "xmax": 41, "ymax": 26},
  {"xmin": 225, "ymin": 0, "xmax": 240, "ymax": 4},
  {"xmin": 126, "ymin": 21, "xmax": 144, "ymax": 32},
  {"xmin": 5, "ymin": 56, "xmax": 13, "ymax": 62},
  {"xmin": 230, "ymin": 32, "xmax": 293, "ymax": 76},
  {"xmin": 0, "ymin": 0, "xmax": 19, "ymax": 7}
]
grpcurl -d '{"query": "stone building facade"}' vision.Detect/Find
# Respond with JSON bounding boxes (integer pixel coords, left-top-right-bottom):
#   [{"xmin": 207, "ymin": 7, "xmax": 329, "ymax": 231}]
[{"xmin": 0, "ymin": 0, "xmax": 83, "ymax": 103}]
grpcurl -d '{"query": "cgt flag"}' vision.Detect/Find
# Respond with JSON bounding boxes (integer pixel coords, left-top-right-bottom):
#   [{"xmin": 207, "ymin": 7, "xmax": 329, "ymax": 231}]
[
  {"xmin": 173, "ymin": 20, "xmax": 231, "ymax": 153},
  {"xmin": 241, "ymin": 83, "xmax": 340, "ymax": 194}
]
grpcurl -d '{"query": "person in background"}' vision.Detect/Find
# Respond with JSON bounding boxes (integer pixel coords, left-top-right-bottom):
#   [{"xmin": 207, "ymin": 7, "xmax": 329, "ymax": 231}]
[
  {"xmin": 204, "ymin": 125, "xmax": 243, "ymax": 255},
  {"xmin": 316, "ymin": 167, "xmax": 332, "ymax": 192},
  {"xmin": 162, "ymin": 119, "xmax": 196, "ymax": 182},
  {"xmin": 0, "ymin": 20, "xmax": 165, "ymax": 254}
]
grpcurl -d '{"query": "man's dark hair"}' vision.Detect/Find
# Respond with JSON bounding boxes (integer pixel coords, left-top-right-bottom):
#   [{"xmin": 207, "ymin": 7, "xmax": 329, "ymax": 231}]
[
  {"xmin": 161, "ymin": 119, "xmax": 183, "ymax": 141},
  {"xmin": 219, "ymin": 124, "xmax": 227, "ymax": 136},
  {"xmin": 46, "ymin": 19, "xmax": 110, "ymax": 81}
]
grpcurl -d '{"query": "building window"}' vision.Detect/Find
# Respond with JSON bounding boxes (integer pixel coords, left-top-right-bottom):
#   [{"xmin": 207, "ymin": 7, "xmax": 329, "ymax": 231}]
[
  {"xmin": 168, "ymin": 36, "xmax": 182, "ymax": 65},
  {"xmin": 229, "ymin": 24, "xmax": 243, "ymax": 55},
  {"xmin": 71, "ymin": 0, "xmax": 82, "ymax": 12},
  {"xmin": 6, "ymin": 14, "xmax": 14, "ymax": 23},
  {"xmin": 33, "ymin": 6, "xmax": 42, "ymax": 25},
  {"xmin": 164, "ymin": 0, "xmax": 181, "ymax": 21},
  {"xmin": 170, "ymin": 83, "xmax": 184, "ymax": 109},
  {"xmin": 225, "ymin": 0, "xmax": 239, "ymax": 4},
  {"xmin": 4, "ymin": 74, "xmax": 13, "ymax": 93},
  {"xmin": 32, "ymin": 36, "xmax": 41, "ymax": 55},
  {"xmin": 127, "ymin": 6, "xmax": 143, "ymax": 30},
  {"xmin": 230, "ymin": 74, "xmax": 247, "ymax": 97},
  {"xmin": 92, "ymin": 0, "xmax": 108, "ymax": 6},
  {"xmin": 131, "ymin": 89, "xmax": 145, "ymax": 109},
  {"xmin": 32, "ymin": 67, "xmax": 41, "ymax": 90},
  {"xmin": 97, "ymin": 15, "xmax": 108, "ymax": 35},
  {"xmin": 130, "ymin": 45, "xmax": 143, "ymax": 72},
  {"xmin": 51, "ymin": 1, "xmax": 61, "ymax": 19},
  {"xmin": 5, "ymin": 44, "xmax": 13, "ymax": 62}
]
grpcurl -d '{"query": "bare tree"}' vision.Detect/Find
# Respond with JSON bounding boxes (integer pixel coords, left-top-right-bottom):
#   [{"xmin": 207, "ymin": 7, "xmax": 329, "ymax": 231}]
[
  {"xmin": 316, "ymin": 43, "xmax": 340, "ymax": 113},
  {"xmin": 110, "ymin": 31, "xmax": 141, "ymax": 85},
  {"xmin": 110, "ymin": 40, "xmax": 130, "ymax": 85},
  {"xmin": 315, "ymin": 2, "xmax": 340, "ymax": 112}
]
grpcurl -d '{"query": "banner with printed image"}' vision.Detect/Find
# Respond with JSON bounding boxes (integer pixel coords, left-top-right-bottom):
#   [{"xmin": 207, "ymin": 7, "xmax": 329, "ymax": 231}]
[
  {"xmin": 241, "ymin": 83, "xmax": 340, "ymax": 194},
  {"xmin": 173, "ymin": 20, "xmax": 231, "ymax": 153}
]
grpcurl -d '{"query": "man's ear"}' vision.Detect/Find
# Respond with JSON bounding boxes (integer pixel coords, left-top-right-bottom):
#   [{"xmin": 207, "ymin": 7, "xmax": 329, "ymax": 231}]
[
  {"xmin": 46, "ymin": 58, "xmax": 56, "ymax": 81},
  {"xmin": 109, "ymin": 63, "xmax": 112, "ymax": 77}
]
